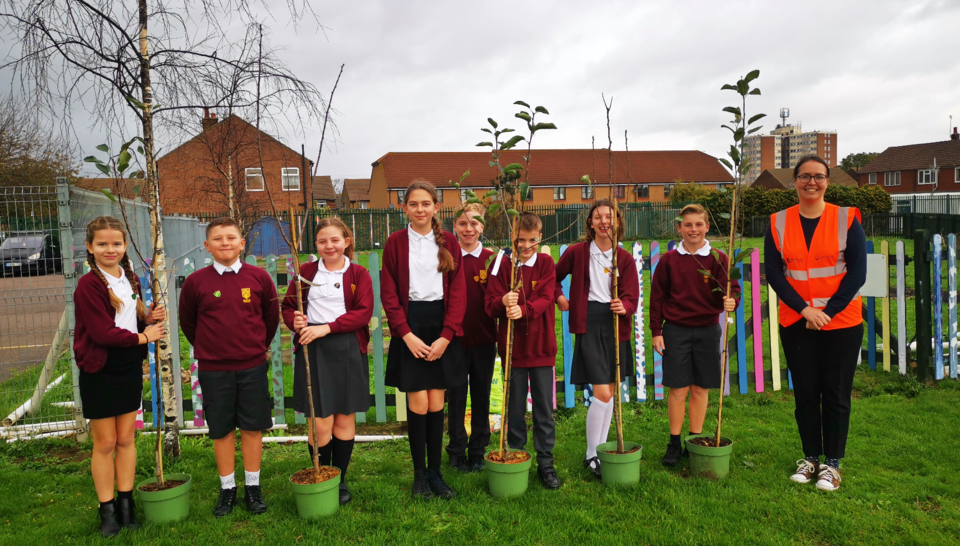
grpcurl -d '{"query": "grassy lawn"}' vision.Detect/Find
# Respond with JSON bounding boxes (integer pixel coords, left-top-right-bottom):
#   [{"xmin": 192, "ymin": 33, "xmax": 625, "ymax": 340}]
[{"xmin": 1, "ymin": 369, "xmax": 958, "ymax": 545}]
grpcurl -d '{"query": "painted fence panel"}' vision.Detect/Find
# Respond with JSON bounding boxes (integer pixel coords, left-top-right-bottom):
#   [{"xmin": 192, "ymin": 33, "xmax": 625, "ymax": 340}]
[
  {"xmin": 369, "ymin": 252, "xmax": 388, "ymax": 422},
  {"xmin": 867, "ymin": 240, "xmax": 876, "ymax": 371},
  {"xmin": 633, "ymin": 242, "xmax": 646, "ymax": 402},
  {"xmin": 560, "ymin": 245, "xmax": 575, "ymax": 408},
  {"xmin": 183, "ymin": 258, "xmax": 203, "ymax": 427},
  {"xmin": 265, "ymin": 255, "xmax": 286, "ymax": 424},
  {"xmin": 650, "ymin": 241, "xmax": 663, "ymax": 400},
  {"xmin": 897, "ymin": 241, "xmax": 907, "ymax": 375},
  {"xmin": 287, "ymin": 254, "xmax": 306, "ymax": 425},
  {"xmin": 751, "ymin": 249, "xmax": 764, "ymax": 392},
  {"xmin": 736, "ymin": 256, "xmax": 747, "ymax": 394},
  {"xmin": 768, "ymin": 287, "xmax": 781, "ymax": 391},
  {"xmin": 950, "ymin": 234, "xmax": 958, "ymax": 379},
  {"xmin": 881, "ymin": 241, "xmax": 891, "ymax": 373},
  {"xmin": 934, "ymin": 235, "xmax": 944, "ymax": 380}
]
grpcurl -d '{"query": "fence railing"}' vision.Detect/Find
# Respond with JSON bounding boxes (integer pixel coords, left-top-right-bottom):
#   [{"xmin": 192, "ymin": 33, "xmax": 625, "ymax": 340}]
[
  {"xmin": 751, "ymin": 212, "xmax": 959, "ymax": 239},
  {"xmin": 892, "ymin": 193, "xmax": 960, "ymax": 215}
]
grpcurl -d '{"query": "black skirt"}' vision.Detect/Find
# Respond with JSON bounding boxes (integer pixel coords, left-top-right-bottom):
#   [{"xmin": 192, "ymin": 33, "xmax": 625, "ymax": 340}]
[
  {"xmin": 79, "ymin": 345, "xmax": 144, "ymax": 420},
  {"xmin": 571, "ymin": 301, "xmax": 633, "ymax": 386},
  {"xmin": 294, "ymin": 330, "xmax": 370, "ymax": 418},
  {"xmin": 385, "ymin": 300, "xmax": 465, "ymax": 391}
]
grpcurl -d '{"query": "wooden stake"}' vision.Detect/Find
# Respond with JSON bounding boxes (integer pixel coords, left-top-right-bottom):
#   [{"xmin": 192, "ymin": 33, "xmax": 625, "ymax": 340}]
[
  {"xmin": 499, "ymin": 214, "xmax": 520, "ymax": 458},
  {"xmin": 290, "ymin": 209, "xmax": 321, "ymax": 476},
  {"xmin": 715, "ymin": 184, "xmax": 739, "ymax": 448}
]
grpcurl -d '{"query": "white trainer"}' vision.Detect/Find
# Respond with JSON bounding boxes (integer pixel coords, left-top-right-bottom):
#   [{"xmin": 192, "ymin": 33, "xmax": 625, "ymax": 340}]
[
  {"xmin": 790, "ymin": 459, "xmax": 819, "ymax": 484},
  {"xmin": 815, "ymin": 465, "xmax": 842, "ymax": 491}
]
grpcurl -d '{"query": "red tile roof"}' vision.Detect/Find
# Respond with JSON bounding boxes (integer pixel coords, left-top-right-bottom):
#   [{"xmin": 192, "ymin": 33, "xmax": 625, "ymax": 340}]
[
  {"xmin": 860, "ymin": 139, "xmax": 960, "ymax": 173},
  {"xmin": 344, "ymin": 178, "xmax": 371, "ymax": 201},
  {"xmin": 372, "ymin": 150, "xmax": 733, "ymax": 188},
  {"xmin": 312, "ymin": 176, "xmax": 336, "ymax": 201},
  {"xmin": 752, "ymin": 168, "xmax": 858, "ymax": 189}
]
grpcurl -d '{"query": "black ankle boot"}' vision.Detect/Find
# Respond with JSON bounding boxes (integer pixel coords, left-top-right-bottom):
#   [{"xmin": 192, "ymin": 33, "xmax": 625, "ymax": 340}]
[
  {"xmin": 98, "ymin": 500, "xmax": 122, "ymax": 537},
  {"xmin": 116, "ymin": 494, "xmax": 140, "ymax": 530}
]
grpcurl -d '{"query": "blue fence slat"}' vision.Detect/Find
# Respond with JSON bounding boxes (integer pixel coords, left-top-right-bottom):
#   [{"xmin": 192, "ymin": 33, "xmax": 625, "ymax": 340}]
[
  {"xmin": 736, "ymin": 255, "xmax": 747, "ymax": 394},
  {"xmin": 933, "ymin": 235, "xmax": 944, "ymax": 380},
  {"xmin": 949, "ymin": 233, "xmax": 958, "ymax": 379},
  {"xmin": 559, "ymin": 245, "xmax": 575, "ymax": 408}
]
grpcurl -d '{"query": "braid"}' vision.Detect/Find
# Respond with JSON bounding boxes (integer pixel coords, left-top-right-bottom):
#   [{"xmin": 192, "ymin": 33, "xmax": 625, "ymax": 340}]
[
  {"xmin": 89, "ymin": 251, "xmax": 123, "ymax": 313},
  {"xmin": 431, "ymin": 216, "xmax": 455, "ymax": 274},
  {"xmin": 120, "ymin": 253, "xmax": 148, "ymax": 320}
]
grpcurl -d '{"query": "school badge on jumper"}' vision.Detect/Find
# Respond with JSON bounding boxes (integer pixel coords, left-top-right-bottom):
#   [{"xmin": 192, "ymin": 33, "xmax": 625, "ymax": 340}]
[
  {"xmin": 213, "ymin": 290, "xmax": 221, "ymax": 298},
  {"xmin": 350, "ymin": 284, "xmax": 356, "ymax": 294},
  {"xmin": 241, "ymin": 287, "xmax": 251, "ymax": 303},
  {"xmin": 479, "ymin": 270, "xmax": 488, "ymax": 284},
  {"xmin": 334, "ymin": 282, "xmax": 341, "ymax": 289},
  {"xmin": 531, "ymin": 280, "xmax": 538, "ymax": 289}
]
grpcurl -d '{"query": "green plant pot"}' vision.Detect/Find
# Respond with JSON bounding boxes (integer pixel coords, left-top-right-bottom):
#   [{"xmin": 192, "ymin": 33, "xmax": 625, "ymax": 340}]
[
  {"xmin": 485, "ymin": 449, "xmax": 532, "ymax": 498},
  {"xmin": 686, "ymin": 435, "xmax": 733, "ymax": 480},
  {"xmin": 289, "ymin": 468, "xmax": 341, "ymax": 519},
  {"xmin": 137, "ymin": 473, "xmax": 192, "ymax": 524},
  {"xmin": 596, "ymin": 441, "xmax": 643, "ymax": 486}
]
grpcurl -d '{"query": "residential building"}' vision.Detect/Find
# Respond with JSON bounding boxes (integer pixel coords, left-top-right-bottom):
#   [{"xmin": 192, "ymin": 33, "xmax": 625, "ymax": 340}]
[
  {"xmin": 155, "ymin": 110, "xmax": 313, "ymax": 216},
  {"xmin": 858, "ymin": 129, "xmax": 960, "ymax": 194},
  {"xmin": 367, "ymin": 150, "xmax": 733, "ymax": 208},
  {"xmin": 312, "ymin": 176, "xmax": 337, "ymax": 209},
  {"xmin": 744, "ymin": 123, "xmax": 838, "ymax": 183},
  {"xmin": 751, "ymin": 168, "xmax": 858, "ymax": 190},
  {"xmin": 337, "ymin": 178, "xmax": 372, "ymax": 209}
]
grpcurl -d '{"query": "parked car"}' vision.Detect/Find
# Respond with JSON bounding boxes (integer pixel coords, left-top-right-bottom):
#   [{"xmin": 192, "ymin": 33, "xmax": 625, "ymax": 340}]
[{"xmin": 0, "ymin": 232, "xmax": 62, "ymax": 276}]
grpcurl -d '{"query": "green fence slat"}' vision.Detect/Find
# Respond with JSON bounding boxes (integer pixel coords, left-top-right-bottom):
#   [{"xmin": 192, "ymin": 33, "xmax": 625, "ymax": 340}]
[
  {"xmin": 369, "ymin": 252, "xmax": 387, "ymax": 422},
  {"xmin": 266, "ymin": 255, "xmax": 286, "ymax": 424}
]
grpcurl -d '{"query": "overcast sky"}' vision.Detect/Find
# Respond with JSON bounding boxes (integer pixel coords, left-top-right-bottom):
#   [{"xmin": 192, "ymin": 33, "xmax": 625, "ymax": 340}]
[{"xmin": 7, "ymin": 0, "xmax": 960, "ymax": 180}]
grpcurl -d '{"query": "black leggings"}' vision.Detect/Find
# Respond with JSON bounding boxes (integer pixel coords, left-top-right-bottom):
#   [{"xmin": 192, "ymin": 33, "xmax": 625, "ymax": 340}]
[{"xmin": 779, "ymin": 321, "xmax": 863, "ymax": 459}]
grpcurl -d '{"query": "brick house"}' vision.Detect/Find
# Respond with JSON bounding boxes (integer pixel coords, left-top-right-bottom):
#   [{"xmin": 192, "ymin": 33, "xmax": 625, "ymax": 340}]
[
  {"xmin": 367, "ymin": 150, "xmax": 733, "ymax": 208},
  {"xmin": 156, "ymin": 111, "xmax": 313, "ymax": 216},
  {"xmin": 858, "ymin": 131, "xmax": 960, "ymax": 194},
  {"xmin": 752, "ymin": 168, "xmax": 858, "ymax": 190},
  {"xmin": 312, "ymin": 176, "xmax": 337, "ymax": 209},
  {"xmin": 337, "ymin": 178, "xmax": 371, "ymax": 209}
]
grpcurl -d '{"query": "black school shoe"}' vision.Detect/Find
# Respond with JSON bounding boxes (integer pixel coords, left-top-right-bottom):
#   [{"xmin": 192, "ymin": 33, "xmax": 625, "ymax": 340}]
[
  {"xmin": 662, "ymin": 443, "xmax": 683, "ymax": 467},
  {"xmin": 338, "ymin": 482, "xmax": 351, "ymax": 505},
  {"xmin": 426, "ymin": 469, "xmax": 457, "ymax": 499},
  {"xmin": 467, "ymin": 454, "xmax": 485, "ymax": 473},
  {"xmin": 448, "ymin": 453, "xmax": 470, "ymax": 473},
  {"xmin": 116, "ymin": 496, "xmax": 140, "ymax": 530},
  {"xmin": 411, "ymin": 469, "xmax": 435, "ymax": 500},
  {"xmin": 538, "ymin": 465, "xmax": 562, "ymax": 490},
  {"xmin": 98, "ymin": 500, "xmax": 122, "ymax": 537},
  {"xmin": 584, "ymin": 457, "xmax": 602, "ymax": 479},
  {"xmin": 244, "ymin": 485, "xmax": 268, "ymax": 514},
  {"xmin": 213, "ymin": 487, "xmax": 237, "ymax": 517}
]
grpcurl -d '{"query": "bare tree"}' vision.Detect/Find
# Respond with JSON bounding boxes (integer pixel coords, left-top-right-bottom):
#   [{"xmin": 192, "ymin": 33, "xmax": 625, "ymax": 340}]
[
  {"xmin": 1, "ymin": 0, "xmax": 329, "ymax": 459},
  {"xmin": 0, "ymin": 95, "xmax": 78, "ymax": 187}
]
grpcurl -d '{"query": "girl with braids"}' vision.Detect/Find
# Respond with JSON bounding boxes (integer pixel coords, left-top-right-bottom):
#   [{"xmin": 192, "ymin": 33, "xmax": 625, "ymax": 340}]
[
  {"xmin": 382, "ymin": 181, "xmax": 466, "ymax": 500},
  {"xmin": 74, "ymin": 216, "xmax": 165, "ymax": 537}
]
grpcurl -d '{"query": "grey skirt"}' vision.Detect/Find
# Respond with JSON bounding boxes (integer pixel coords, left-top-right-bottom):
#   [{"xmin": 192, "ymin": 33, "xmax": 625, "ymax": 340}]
[
  {"xmin": 571, "ymin": 301, "xmax": 633, "ymax": 386},
  {"xmin": 294, "ymin": 329, "xmax": 370, "ymax": 418}
]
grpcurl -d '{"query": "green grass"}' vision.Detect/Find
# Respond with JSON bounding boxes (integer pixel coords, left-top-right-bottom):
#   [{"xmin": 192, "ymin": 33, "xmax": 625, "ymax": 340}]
[{"xmin": 1, "ymin": 369, "xmax": 958, "ymax": 545}]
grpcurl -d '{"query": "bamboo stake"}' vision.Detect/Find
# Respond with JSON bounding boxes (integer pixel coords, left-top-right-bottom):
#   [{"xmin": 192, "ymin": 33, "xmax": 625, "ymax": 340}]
[
  {"xmin": 499, "ymin": 213, "xmax": 520, "ymax": 458},
  {"xmin": 715, "ymin": 184, "xmax": 739, "ymax": 448},
  {"xmin": 611, "ymin": 201, "xmax": 624, "ymax": 454}
]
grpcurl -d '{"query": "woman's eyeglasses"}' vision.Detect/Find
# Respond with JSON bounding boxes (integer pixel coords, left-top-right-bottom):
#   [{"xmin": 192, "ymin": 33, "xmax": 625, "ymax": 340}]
[{"xmin": 795, "ymin": 174, "xmax": 828, "ymax": 183}]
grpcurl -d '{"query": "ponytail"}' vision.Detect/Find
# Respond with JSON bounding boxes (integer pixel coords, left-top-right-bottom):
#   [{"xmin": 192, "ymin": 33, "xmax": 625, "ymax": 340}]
[
  {"xmin": 431, "ymin": 216, "xmax": 455, "ymax": 274},
  {"xmin": 120, "ymin": 253, "xmax": 149, "ymax": 321},
  {"xmin": 88, "ymin": 252, "xmax": 124, "ymax": 313}
]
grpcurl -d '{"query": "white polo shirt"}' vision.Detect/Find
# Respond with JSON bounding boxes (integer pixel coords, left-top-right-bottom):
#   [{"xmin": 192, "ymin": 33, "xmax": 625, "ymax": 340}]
[
  {"xmin": 408, "ymin": 226, "xmax": 444, "ymax": 302},
  {"xmin": 588, "ymin": 241, "xmax": 614, "ymax": 302},
  {"xmin": 306, "ymin": 259, "xmax": 350, "ymax": 324},
  {"xmin": 99, "ymin": 266, "xmax": 138, "ymax": 334}
]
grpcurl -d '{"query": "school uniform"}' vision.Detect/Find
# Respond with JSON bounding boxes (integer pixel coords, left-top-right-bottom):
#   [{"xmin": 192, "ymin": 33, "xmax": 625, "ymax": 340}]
[
  {"xmin": 73, "ymin": 269, "xmax": 147, "ymax": 419},
  {"xmin": 281, "ymin": 259, "xmax": 373, "ymax": 418},
  {"xmin": 485, "ymin": 251, "xmax": 558, "ymax": 471},
  {"xmin": 554, "ymin": 241, "xmax": 639, "ymax": 386},
  {"xmin": 446, "ymin": 246, "xmax": 497, "ymax": 464},
  {"xmin": 179, "ymin": 258, "xmax": 280, "ymax": 439},
  {"xmin": 649, "ymin": 240, "xmax": 739, "ymax": 389}
]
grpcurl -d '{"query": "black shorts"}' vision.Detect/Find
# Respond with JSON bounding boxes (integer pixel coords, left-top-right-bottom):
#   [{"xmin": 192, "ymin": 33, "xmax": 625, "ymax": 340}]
[
  {"xmin": 661, "ymin": 322, "xmax": 722, "ymax": 389},
  {"xmin": 197, "ymin": 361, "xmax": 274, "ymax": 439}
]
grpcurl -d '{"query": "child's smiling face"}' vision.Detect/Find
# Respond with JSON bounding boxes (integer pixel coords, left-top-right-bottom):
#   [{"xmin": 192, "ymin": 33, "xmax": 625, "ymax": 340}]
[
  {"xmin": 515, "ymin": 229, "xmax": 541, "ymax": 261},
  {"xmin": 204, "ymin": 224, "xmax": 245, "ymax": 266},
  {"xmin": 454, "ymin": 211, "xmax": 483, "ymax": 248},
  {"xmin": 677, "ymin": 212, "xmax": 708, "ymax": 251},
  {"xmin": 590, "ymin": 205, "xmax": 613, "ymax": 242},
  {"xmin": 86, "ymin": 228, "xmax": 127, "ymax": 271},
  {"xmin": 404, "ymin": 189, "xmax": 438, "ymax": 232},
  {"xmin": 315, "ymin": 225, "xmax": 349, "ymax": 266}
]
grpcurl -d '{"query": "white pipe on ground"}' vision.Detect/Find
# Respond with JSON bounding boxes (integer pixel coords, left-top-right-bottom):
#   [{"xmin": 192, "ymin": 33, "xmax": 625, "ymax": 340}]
[
  {"xmin": 2, "ymin": 373, "xmax": 67, "ymax": 427},
  {"xmin": 261, "ymin": 434, "xmax": 406, "ymax": 444}
]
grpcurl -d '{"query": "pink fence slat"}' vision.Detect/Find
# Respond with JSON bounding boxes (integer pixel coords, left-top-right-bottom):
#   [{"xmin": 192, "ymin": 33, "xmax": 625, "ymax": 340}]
[{"xmin": 751, "ymin": 248, "xmax": 764, "ymax": 392}]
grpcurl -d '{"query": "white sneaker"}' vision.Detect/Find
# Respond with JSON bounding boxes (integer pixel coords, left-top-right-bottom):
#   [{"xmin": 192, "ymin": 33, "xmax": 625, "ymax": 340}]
[
  {"xmin": 790, "ymin": 459, "xmax": 819, "ymax": 484},
  {"xmin": 815, "ymin": 465, "xmax": 842, "ymax": 491}
]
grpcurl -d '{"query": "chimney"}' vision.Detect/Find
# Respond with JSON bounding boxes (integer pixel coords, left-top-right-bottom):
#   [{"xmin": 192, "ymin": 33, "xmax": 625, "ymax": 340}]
[
  {"xmin": 202, "ymin": 108, "xmax": 218, "ymax": 132},
  {"xmin": 952, "ymin": 127, "xmax": 959, "ymax": 141}
]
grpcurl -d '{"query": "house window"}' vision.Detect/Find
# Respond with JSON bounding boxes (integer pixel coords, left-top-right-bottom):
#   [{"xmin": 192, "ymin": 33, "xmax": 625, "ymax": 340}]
[
  {"xmin": 664, "ymin": 184, "xmax": 674, "ymax": 198},
  {"xmin": 281, "ymin": 167, "xmax": 300, "ymax": 191},
  {"xmin": 635, "ymin": 185, "xmax": 649, "ymax": 198},
  {"xmin": 397, "ymin": 189, "xmax": 406, "ymax": 204},
  {"xmin": 554, "ymin": 187, "xmax": 566, "ymax": 200},
  {"xmin": 360, "ymin": 202, "xmax": 368, "ymax": 209},
  {"xmin": 868, "ymin": 173, "xmax": 877, "ymax": 185},
  {"xmin": 245, "ymin": 168, "xmax": 264, "ymax": 191},
  {"xmin": 314, "ymin": 201, "xmax": 327, "ymax": 209},
  {"xmin": 918, "ymin": 169, "xmax": 937, "ymax": 185},
  {"xmin": 884, "ymin": 172, "xmax": 901, "ymax": 186},
  {"xmin": 613, "ymin": 186, "xmax": 625, "ymax": 199},
  {"xmin": 581, "ymin": 186, "xmax": 594, "ymax": 199},
  {"xmin": 955, "ymin": 167, "xmax": 960, "ymax": 183}
]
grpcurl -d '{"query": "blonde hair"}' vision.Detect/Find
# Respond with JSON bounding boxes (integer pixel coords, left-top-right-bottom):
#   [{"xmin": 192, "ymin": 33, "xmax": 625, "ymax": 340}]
[
  {"xmin": 85, "ymin": 216, "xmax": 148, "ymax": 320},
  {"xmin": 403, "ymin": 181, "xmax": 455, "ymax": 274},
  {"xmin": 455, "ymin": 201, "xmax": 486, "ymax": 218},
  {"xmin": 315, "ymin": 217, "xmax": 356, "ymax": 261},
  {"xmin": 678, "ymin": 204, "xmax": 709, "ymax": 224}
]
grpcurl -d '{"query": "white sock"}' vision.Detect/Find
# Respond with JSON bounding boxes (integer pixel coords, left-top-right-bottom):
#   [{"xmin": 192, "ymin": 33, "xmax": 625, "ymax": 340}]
[
  {"xmin": 220, "ymin": 472, "xmax": 235, "ymax": 490},
  {"xmin": 245, "ymin": 470, "xmax": 260, "ymax": 487},
  {"xmin": 601, "ymin": 394, "xmax": 615, "ymax": 444},
  {"xmin": 585, "ymin": 398, "xmax": 611, "ymax": 459}
]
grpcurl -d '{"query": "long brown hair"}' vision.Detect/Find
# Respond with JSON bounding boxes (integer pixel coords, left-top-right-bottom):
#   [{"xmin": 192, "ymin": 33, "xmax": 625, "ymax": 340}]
[
  {"xmin": 584, "ymin": 198, "xmax": 625, "ymax": 242},
  {"xmin": 404, "ymin": 180, "xmax": 455, "ymax": 274},
  {"xmin": 85, "ymin": 216, "xmax": 148, "ymax": 320},
  {"xmin": 314, "ymin": 217, "xmax": 356, "ymax": 261}
]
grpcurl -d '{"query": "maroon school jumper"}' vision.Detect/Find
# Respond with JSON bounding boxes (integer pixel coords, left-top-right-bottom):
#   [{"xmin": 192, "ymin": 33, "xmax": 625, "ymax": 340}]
[
  {"xmin": 460, "ymin": 248, "xmax": 497, "ymax": 348},
  {"xmin": 73, "ymin": 271, "xmax": 147, "ymax": 373},
  {"xmin": 649, "ymin": 246, "xmax": 740, "ymax": 337},
  {"xmin": 380, "ymin": 229, "xmax": 466, "ymax": 341},
  {"xmin": 178, "ymin": 263, "xmax": 280, "ymax": 371},
  {"xmin": 553, "ymin": 241, "xmax": 640, "ymax": 340},
  {"xmin": 485, "ymin": 253, "xmax": 557, "ymax": 368},
  {"xmin": 281, "ymin": 260, "xmax": 373, "ymax": 353}
]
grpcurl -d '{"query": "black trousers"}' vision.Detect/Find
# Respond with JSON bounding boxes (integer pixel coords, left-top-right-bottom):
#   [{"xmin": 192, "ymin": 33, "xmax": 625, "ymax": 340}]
[
  {"xmin": 780, "ymin": 321, "xmax": 863, "ymax": 459},
  {"xmin": 507, "ymin": 366, "xmax": 555, "ymax": 467},
  {"xmin": 446, "ymin": 343, "xmax": 497, "ymax": 459}
]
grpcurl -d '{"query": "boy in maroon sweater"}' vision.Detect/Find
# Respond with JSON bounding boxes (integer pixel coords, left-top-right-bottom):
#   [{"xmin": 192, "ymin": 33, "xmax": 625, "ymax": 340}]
[
  {"xmin": 446, "ymin": 202, "xmax": 497, "ymax": 473},
  {"xmin": 179, "ymin": 217, "xmax": 280, "ymax": 517},
  {"xmin": 650, "ymin": 204, "xmax": 738, "ymax": 467},
  {"xmin": 485, "ymin": 212, "xmax": 560, "ymax": 490}
]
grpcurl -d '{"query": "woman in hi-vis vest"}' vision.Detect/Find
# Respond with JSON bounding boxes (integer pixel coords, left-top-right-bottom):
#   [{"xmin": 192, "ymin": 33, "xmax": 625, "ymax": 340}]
[{"xmin": 765, "ymin": 155, "xmax": 867, "ymax": 492}]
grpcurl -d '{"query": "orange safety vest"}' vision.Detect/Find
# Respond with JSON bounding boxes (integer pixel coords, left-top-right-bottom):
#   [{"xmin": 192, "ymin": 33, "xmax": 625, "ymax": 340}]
[{"xmin": 770, "ymin": 204, "xmax": 862, "ymax": 329}]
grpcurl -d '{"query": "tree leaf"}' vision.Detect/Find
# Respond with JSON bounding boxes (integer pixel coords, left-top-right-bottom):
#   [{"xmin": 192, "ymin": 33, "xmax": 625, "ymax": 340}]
[
  {"xmin": 96, "ymin": 144, "xmax": 109, "ymax": 152},
  {"xmin": 501, "ymin": 135, "xmax": 526, "ymax": 150},
  {"xmin": 513, "ymin": 100, "xmax": 530, "ymax": 108},
  {"xmin": 117, "ymin": 149, "xmax": 131, "ymax": 173},
  {"xmin": 488, "ymin": 118, "xmax": 498, "ymax": 129},
  {"xmin": 477, "ymin": 142, "xmax": 493, "ymax": 147},
  {"xmin": 453, "ymin": 183, "xmax": 461, "ymax": 189},
  {"xmin": 95, "ymin": 163, "xmax": 110, "ymax": 175},
  {"xmin": 747, "ymin": 126, "xmax": 763, "ymax": 134},
  {"xmin": 83, "ymin": 155, "xmax": 102, "ymax": 164},
  {"xmin": 137, "ymin": 145, "xmax": 144, "ymax": 155},
  {"xmin": 710, "ymin": 248, "xmax": 720, "ymax": 261},
  {"xmin": 488, "ymin": 203, "xmax": 502, "ymax": 215},
  {"xmin": 721, "ymin": 84, "xmax": 737, "ymax": 91},
  {"xmin": 675, "ymin": 216, "xmax": 684, "ymax": 223},
  {"xmin": 712, "ymin": 287, "xmax": 725, "ymax": 293},
  {"xmin": 489, "ymin": 161, "xmax": 496, "ymax": 167},
  {"xmin": 484, "ymin": 190, "xmax": 498, "ymax": 198},
  {"xmin": 474, "ymin": 216, "xmax": 486, "ymax": 226},
  {"xmin": 733, "ymin": 128, "xmax": 745, "ymax": 142},
  {"xmin": 718, "ymin": 158, "xmax": 733, "ymax": 170},
  {"xmin": 748, "ymin": 113, "xmax": 766, "ymax": 125},
  {"xmin": 729, "ymin": 267, "xmax": 742, "ymax": 280},
  {"xmin": 507, "ymin": 208, "xmax": 519, "ymax": 217},
  {"xmin": 455, "ymin": 209, "xmax": 464, "ymax": 218},
  {"xmin": 579, "ymin": 175, "xmax": 591, "ymax": 184},
  {"xmin": 533, "ymin": 122, "xmax": 557, "ymax": 131},
  {"xmin": 697, "ymin": 269, "xmax": 711, "ymax": 276},
  {"xmin": 737, "ymin": 80, "xmax": 749, "ymax": 95},
  {"xmin": 500, "ymin": 128, "xmax": 515, "ymax": 133},
  {"xmin": 519, "ymin": 182, "xmax": 531, "ymax": 202},
  {"xmin": 460, "ymin": 170, "xmax": 471, "ymax": 182},
  {"xmin": 749, "ymin": 88, "xmax": 762, "ymax": 95},
  {"xmin": 515, "ymin": 112, "xmax": 532, "ymax": 122},
  {"xmin": 132, "ymin": 184, "xmax": 141, "ymax": 194},
  {"xmin": 744, "ymin": 69, "xmax": 760, "ymax": 83},
  {"xmin": 534, "ymin": 106, "xmax": 549, "ymax": 114},
  {"xmin": 100, "ymin": 188, "xmax": 117, "ymax": 203},
  {"xmin": 722, "ymin": 106, "xmax": 742, "ymax": 117},
  {"xmin": 467, "ymin": 197, "xmax": 483, "ymax": 204},
  {"xmin": 503, "ymin": 163, "xmax": 524, "ymax": 172},
  {"xmin": 481, "ymin": 128, "xmax": 492, "ymax": 134},
  {"xmin": 718, "ymin": 212, "xmax": 731, "ymax": 219}
]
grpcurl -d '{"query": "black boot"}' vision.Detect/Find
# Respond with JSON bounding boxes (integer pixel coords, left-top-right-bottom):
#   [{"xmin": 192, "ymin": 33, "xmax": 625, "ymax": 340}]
[
  {"xmin": 331, "ymin": 437, "xmax": 355, "ymax": 505},
  {"xmin": 425, "ymin": 468, "xmax": 457, "ymax": 499},
  {"xmin": 116, "ymin": 491, "xmax": 139, "ymax": 530},
  {"xmin": 213, "ymin": 487, "xmax": 237, "ymax": 518},
  {"xmin": 98, "ymin": 499, "xmax": 121, "ymax": 537},
  {"xmin": 244, "ymin": 485, "xmax": 268, "ymax": 515},
  {"xmin": 411, "ymin": 469, "xmax": 435, "ymax": 500}
]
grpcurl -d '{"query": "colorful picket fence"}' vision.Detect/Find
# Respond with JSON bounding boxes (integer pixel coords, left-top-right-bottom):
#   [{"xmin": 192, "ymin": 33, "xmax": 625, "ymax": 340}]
[{"xmin": 159, "ymin": 233, "xmax": 960, "ymax": 426}]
